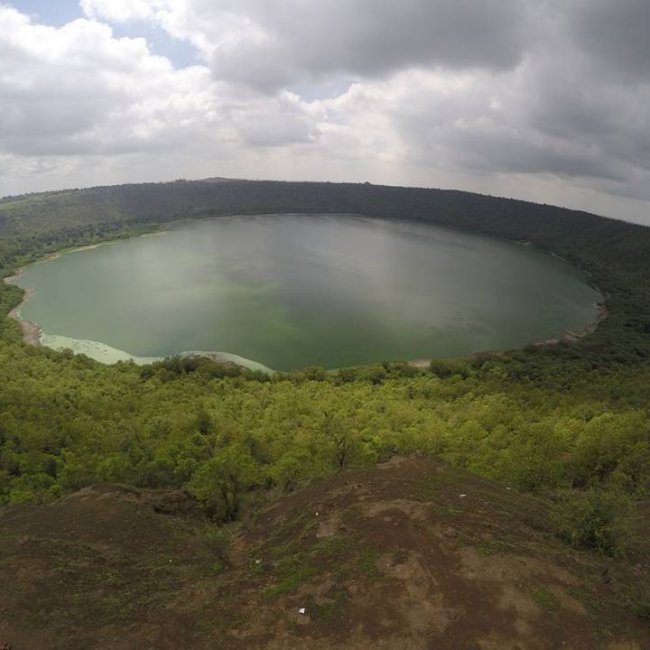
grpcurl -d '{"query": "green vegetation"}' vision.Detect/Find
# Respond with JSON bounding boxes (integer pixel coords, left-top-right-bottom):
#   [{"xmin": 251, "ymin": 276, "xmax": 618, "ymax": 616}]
[
  {"xmin": 531, "ymin": 587, "xmax": 559, "ymax": 611},
  {"xmin": 550, "ymin": 488, "xmax": 634, "ymax": 557},
  {"xmin": 1, "ymin": 179, "xmax": 650, "ymax": 556}
]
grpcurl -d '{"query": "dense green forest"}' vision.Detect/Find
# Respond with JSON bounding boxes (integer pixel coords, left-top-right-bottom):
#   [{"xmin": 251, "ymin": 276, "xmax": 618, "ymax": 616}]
[{"xmin": 2, "ymin": 179, "xmax": 650, "ymax": 556}]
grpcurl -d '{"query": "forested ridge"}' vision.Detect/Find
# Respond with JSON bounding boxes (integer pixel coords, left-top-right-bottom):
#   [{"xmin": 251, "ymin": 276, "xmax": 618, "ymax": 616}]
[{"xmin": 1, "ymin": 179, "xmax": 650, "ymax": 557}]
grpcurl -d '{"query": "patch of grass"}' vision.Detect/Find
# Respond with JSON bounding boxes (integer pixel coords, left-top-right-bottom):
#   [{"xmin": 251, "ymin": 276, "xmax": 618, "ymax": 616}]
[
  {"xmin": 195, "ymin": 525, "xmax": 232, "ymax": 575},
  {"xmin": 246, "ymin": 558, "xmax": 265, "ymax": 576},
  {"xmin": 634, "ymin": 599, "xmax": 650, "ymax": 623},
  {"xmin": 261, "ymin": 553, "xmax": 320, "ymax": 598},
  {"xmin": 414, "ymin": 469, "xmax": 464, "ymax": 501},
  {"xmin": 444, "ymin": 507, "xmax": 464, "ymax": 517},
  {"xmin": 416, "ymin": 475, "xmax": 439, "ymax": 499},
  {"xmin": 477, "ymin": 544, "xmax": 497, "ymax": 557},
  {"xmin": 261, "ymin": 531, "xmax": 355, "ymax": 596},
  {"xmin": 308, "ymin": 588, "xmax": 348, "ymax": 621},
  {"xmin": 342, "ymin": 504, "xmax": 363, "ymax": 524},
  {"xmin": 97, "ymin": 593, "xmax": 138, "ymax": 620},
  {"xmin": 92, "ymin": 569, "xmax": 124, "ymax": 588},
  {"xmin": 278, "ymin": 508, "xmax": 314, "ymax": 538},
  {"xmin": 269, "ymin": 536, "xmax": 303, "ymax": 559},
  {"xmin": 356, "ymin": 549, "xmax": 381, "ymax": 580},
  {"xmin": 262, "ymin": 564, "xmax": 318, "ymax": 598},
  {"xmin": 312, "ymin": 535, "xmax": 349, "ymax": 558},
  {"xmin": 531, "ymin": 587, "xmax": 559, "ymax": 611},
  {"xmin": 299, "ymin": 518, "xmax": 318, "ymax": 539},
  {"xmin": 210, "ymin": 561, "xmax": 225, "ymax": 575},
  {"xmin": 202, "ymin": 526, "xmax": 231, "ymax": 563}
]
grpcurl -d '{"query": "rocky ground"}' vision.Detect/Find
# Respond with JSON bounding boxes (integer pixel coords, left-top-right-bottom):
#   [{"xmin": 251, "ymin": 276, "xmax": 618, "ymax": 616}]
[{"xmin": 1, "ymin": 456, "xmax": 649, "ymax": 649}]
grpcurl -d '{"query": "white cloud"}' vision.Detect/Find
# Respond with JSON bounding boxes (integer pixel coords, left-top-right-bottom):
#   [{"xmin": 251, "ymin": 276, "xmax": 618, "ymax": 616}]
[
  {"xmin": 0, "ymin": 6, "xmax": 221, "ymax": 156},
  {"xmin": 79, "ymin": 0, "xmax": 168, "ymax": 23},
  {"xmin": 0, "ymin": 5, "xmax": 324, "ymax": 158}
]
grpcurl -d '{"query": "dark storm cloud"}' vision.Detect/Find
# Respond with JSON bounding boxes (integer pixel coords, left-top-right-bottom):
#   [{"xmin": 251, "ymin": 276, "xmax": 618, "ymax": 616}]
[
  {"xmin": 390, "ymin": 77, "xmax": 628, "ymax": 184},
  {"xmin": 207, "ymin": 0, "xmax": 530, "ymax": 90},
  {"xmin": 569, "ymin": 0, "xmax": 650, "ymax": 79},
  {"xmin": 526, "ymin": 72, "xmax": 650, "ymax": 174},
  {"xmin": 444, "ymin": 126, "xmax": 628, "ymax": 182},
  {"xmin": 382, "ymin": 27, "xmax": 650, "ymax": 196}
]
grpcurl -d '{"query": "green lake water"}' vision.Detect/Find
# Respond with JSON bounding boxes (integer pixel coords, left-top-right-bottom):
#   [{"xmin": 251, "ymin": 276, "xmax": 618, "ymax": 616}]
[{"xmin": 15, "ymin": 214, "xmax": 601, "ymax": 371}]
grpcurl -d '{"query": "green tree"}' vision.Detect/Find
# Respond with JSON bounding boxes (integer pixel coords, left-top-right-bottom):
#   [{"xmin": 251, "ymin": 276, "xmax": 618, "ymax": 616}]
[{"xmin": 187, "ymin": 446, "xmax": 258, "ymax": 522}]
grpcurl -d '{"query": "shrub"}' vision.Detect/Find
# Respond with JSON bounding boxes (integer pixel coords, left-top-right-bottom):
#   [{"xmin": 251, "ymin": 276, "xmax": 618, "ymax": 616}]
[{"xmin": 550, "ymin": 488, "xmax": 633, "ymax": 557}]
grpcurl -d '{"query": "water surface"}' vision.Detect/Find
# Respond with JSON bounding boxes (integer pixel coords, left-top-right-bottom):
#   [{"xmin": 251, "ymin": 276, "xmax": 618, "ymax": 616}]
[{"xmin": 15, "ymin": 214, "xmax": 601, "ymax": 370}]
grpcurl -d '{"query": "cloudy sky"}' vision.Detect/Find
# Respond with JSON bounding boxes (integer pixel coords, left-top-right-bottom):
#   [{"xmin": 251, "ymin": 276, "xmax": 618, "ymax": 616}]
[{"xmin": 1, "ymin": 1, "xmax": 650, "ymax": 224}]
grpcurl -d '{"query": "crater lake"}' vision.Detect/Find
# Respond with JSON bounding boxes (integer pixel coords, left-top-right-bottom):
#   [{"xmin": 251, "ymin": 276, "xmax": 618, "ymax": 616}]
[{"xmin": 14, "ymin": 214, "xmax": 602, "ymax": 370}]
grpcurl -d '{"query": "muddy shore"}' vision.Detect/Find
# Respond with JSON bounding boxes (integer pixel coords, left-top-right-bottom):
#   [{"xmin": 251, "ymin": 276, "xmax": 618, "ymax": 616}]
[{"xmin": 3, "ymin": 274, "xmax": 42, "ymax": 347}]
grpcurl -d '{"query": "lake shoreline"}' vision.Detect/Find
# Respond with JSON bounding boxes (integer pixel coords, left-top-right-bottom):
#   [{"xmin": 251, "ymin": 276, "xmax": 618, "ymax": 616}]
[
  {"xmin": 4, "ymin": 274, "xmax": 42, "ymax": 347},
  {"xmin": 529, "ymin": 301, "xmax": 609, "ymax": 348},
  {"xmin": 3, "ymin": 242, "xmax": 107, "ymax": 348},
  {"xmin": 407, "ymin": 302, "xmax": 609, "ymax": 370}
]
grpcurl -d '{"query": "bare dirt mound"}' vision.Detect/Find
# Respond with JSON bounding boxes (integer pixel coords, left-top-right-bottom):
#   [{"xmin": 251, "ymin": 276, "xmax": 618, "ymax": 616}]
[
  {"xmin": 1, "ymin": 458, "xmax": 648, "ymax": 649},
  {"xmin": 0, "ymin": 484, "xmax": 215, "ymax": 649}
]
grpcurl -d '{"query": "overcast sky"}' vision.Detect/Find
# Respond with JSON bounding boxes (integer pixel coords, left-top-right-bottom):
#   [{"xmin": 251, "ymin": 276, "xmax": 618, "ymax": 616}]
[{"xmin": 2, "ymin": 1, "xmax": 650, "ymax": 224}]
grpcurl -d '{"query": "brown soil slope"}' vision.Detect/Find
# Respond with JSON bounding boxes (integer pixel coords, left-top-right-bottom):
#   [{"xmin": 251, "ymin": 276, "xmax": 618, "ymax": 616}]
[{"xmin": 1, "ymin": 457, "xmax": 648, "ymax": 649}]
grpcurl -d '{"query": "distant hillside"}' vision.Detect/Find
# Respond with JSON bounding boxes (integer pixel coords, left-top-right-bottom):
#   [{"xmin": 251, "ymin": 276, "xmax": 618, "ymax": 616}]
[{"xmin": 0, "ymin": 179, "xmax": 645, "ymax": 253}]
